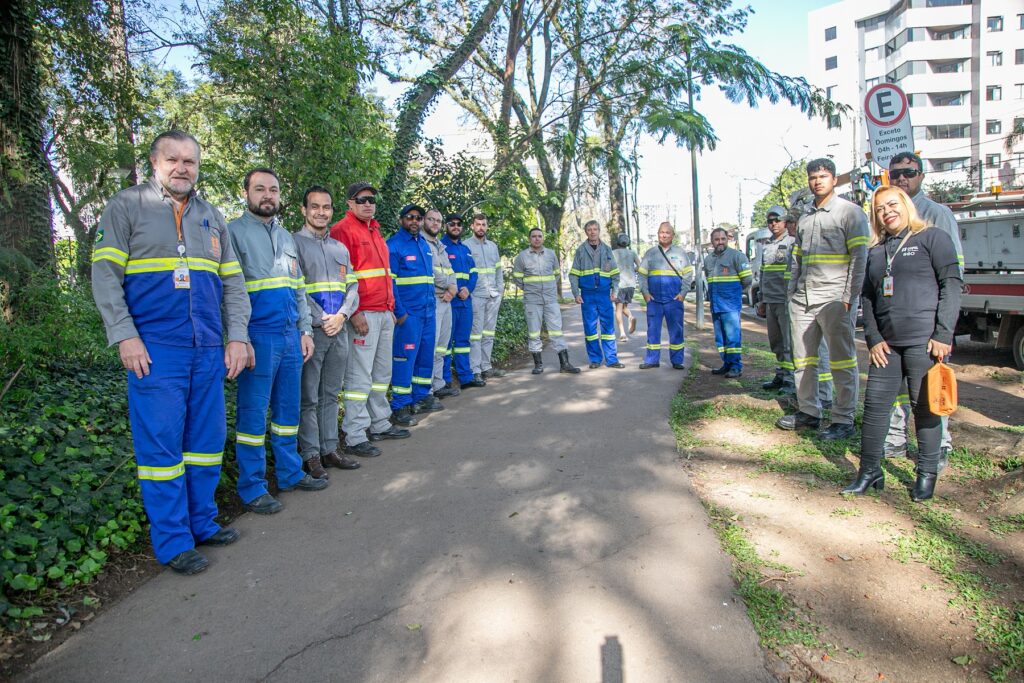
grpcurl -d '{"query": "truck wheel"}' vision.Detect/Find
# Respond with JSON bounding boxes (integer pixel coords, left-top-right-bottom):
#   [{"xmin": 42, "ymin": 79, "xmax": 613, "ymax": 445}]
[{"xmin": 1014, "ymin": 326, "xmax": 1024, "ymax": 371}]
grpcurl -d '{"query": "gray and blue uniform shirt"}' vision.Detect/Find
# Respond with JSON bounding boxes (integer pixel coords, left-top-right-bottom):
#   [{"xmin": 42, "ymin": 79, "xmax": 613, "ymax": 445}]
[
  {"xmin": 569, "ymin": 241, "xmax": 619, "ymax": 297},
  {"xmin": 638, "ymin": 245, "xmax": 694, "ymax": 302},
  {"xmin": 759, "ymin": 233, "xmax": 795, "ymax": 304},
  {"xmin": 788, "ymin": 195, "xmax": 870, "ymax": 307},
  {"xmin": 228, "ymin": 211, "xmax": 313, "ymax": 334},
  {"xmin": 293, "ymin": 225, "xmax": 359, "ymax": 327}
]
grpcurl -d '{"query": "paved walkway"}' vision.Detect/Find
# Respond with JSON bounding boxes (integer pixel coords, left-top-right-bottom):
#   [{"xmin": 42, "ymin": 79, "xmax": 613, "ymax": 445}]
[{"xmin": 26, "ymin": 305, "xmax": 771, "ymax": 682}]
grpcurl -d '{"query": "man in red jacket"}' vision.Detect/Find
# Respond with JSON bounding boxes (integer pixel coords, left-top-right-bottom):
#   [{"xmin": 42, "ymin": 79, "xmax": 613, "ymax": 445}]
[{"xmin": 330, "ymin": 182, "xmax": 410, "ymax": 457}]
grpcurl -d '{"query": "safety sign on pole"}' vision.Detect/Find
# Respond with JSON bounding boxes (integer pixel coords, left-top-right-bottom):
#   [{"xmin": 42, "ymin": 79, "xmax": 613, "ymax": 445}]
[{"xmin": 864, "ymin": 83, "xmax": 914, "ymax": 170}]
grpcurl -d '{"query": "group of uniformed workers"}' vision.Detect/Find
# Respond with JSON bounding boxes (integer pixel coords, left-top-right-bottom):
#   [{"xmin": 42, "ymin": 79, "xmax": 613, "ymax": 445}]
[{"xmin": 758, "ymin": 155, "xmax": 960, "ymax": 468}]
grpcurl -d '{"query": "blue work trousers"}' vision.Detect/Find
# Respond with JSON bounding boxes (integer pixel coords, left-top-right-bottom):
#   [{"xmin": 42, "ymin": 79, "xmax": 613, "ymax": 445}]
[
  {"xmin": 234, "ymin": 329, "xmax": 305, "ymax": 503},
  {"xmin": 445, "ymin": 303, "xmax": 474, "ymax": 384},
  {"xmin": 644, "ymin": 299, "xmax": 685, "ymax": 365},
  {"xmin": 127, "ymin": 343, "xmax": 225, "ymax": 564},
  {"xmin": 581, "ymin": 292, "xmax": 619, "ymax": 364},
  {"xmin": 391, "ymin": 308, "xmax": 436, "ymax": 409},
  {"xmin": 713, "ymin": 310, "xmax": 743, "ymax": 371}
]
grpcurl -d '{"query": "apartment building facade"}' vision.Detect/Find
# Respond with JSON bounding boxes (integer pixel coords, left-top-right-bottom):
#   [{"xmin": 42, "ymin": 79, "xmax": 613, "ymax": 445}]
[{"xmin": 808, "ymin": 0, "xmax": 1023, "ymax": 189}]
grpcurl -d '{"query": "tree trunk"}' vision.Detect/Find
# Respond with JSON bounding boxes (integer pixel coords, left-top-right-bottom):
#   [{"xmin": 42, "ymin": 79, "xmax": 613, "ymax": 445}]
[
  {"xmin": 496, "ymin": 0, "xmax": 525, "ymax": 155},
  {"xmin": 106, "ymin": 0, "xmax": 138, "ymax": 185},
  {"xmin": 598, "ymin": 103, "xmax": 625, "ymax": 237},
  {"xmin": 0, "ymin": 0, "xmax": 54, "ymax": 269},
  {"xmin": 377, "ymin": 0, "xmax": 503, "ymax": 233}
]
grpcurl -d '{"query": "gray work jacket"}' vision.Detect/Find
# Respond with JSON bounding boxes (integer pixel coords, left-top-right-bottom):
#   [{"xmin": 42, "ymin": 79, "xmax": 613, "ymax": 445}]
[
  {"xmin": 912, "ymin": 191, "xmax": 964, "ymax": 274},
  {"xmin": 425, "ymin": 235, "xmax": 457, "ymax": 298},
  {"xmin": 512, "ymin": 247, "xmax": 560, "ymax": 304},
  {"xmin": 293, "ymin": 226, "xmax": 360, "ymax": 326},
  {"xmin": 788, "ymin": 195, "xmax": 869, "ymax": 307},
  {"xmin": 466, "ymin": 236, "xmax": 503, "ymax": 298},
  {"xmin": 569, "ymin": 241, "xmax": 619, "ymax": 297},
  {"xmin": 91, "ymin": 177, "xmax": 250, "ymax": 347},
  {"xmin": 759, "ymin": 233, "xmax": 795, "ymax": 304}
]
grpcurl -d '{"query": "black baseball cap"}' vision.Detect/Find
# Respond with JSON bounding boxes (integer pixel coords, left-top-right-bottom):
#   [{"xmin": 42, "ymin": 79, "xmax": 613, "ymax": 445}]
[
  {"xmin": 346, "ymin": 181, "xmax": 377, "ymax": 199},
  {"xmin": 399, "ymin": 203, "xmax": 426, "ymax": 218},
  {"xmin": 445, "ymin": 213, "xmax": 464, "ymax": 223}
]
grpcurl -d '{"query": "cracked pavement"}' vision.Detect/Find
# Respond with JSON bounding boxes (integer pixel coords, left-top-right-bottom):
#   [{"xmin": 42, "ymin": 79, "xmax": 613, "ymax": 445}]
[{"xmin": 23, "ymin": 305, "xmax": 772, "ymax": 682}]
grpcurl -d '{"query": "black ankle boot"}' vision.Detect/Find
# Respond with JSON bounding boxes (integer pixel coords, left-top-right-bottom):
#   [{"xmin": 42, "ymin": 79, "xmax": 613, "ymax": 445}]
[
  {"xmin": 911, "ymin": 471, "xmax": 937, "ymax": 502},
  {"xmin": 558, "ymin": 350, "xmax": 580, "ymax": 374},
  {"xmin": 841, "ymin": 468, "xmax": 884, "ymax": 495},
  {"xmin": 531, "ymin": 352, "xmax": 544, "ymax": 375}
]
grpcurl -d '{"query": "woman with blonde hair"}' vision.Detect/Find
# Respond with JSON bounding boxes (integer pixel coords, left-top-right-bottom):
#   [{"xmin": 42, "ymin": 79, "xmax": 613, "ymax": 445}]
[{"xmin": 842, "ymin": 186, "xmax": 961, "ymax": 502}]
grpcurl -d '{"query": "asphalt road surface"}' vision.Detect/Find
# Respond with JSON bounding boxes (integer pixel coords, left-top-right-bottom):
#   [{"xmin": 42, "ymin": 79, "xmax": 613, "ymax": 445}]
[{"xmin": 25, "ymin": 305, "xmax": 771, "ymax": 683}]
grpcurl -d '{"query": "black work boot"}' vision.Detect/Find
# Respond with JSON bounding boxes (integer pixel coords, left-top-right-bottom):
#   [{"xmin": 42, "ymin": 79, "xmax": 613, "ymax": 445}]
[
  {"xmin": 531, "ymin": 352, "xmax": 544, "ymax": 375},
  {"xmin": 558, "ymin": 350, "xmax": 580, "ymax": 374}
]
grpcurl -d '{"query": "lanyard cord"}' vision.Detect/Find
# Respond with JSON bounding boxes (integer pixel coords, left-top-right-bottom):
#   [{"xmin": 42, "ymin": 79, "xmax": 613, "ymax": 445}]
[{"xmin": 884, "ymin": 229, "xmax": 914, "ymax": 276}]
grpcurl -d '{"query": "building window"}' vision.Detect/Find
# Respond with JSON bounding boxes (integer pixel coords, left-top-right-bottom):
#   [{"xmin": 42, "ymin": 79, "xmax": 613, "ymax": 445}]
[
  {"xmin": 932, "ymin": 60, "xmax": 964, "ymax": 74},
  {"xmin": 926, "ymin": 124, "xmax": 970, "ymax": 139},
  {"xmin": 987, "ymin": 16, "xmax": 1003, "ymax": 32},
  {"xmin": 826, "ymin": 85, "xmax": 836, "ymax": 99},
  {"xmin": 825, "ymin": 26, "xmax": 837, "ymax": 41},
  {"xmin": 927, "ymin": 0, "xmax": 970, "ymax": 5},
  {"xmin": 908, "ymin": 93, "xmax": 925, "ymax": 107},
  {"xmin": 1017, "ymin": 83, "xmax": 1024, "ymax": 100},
  {"xmin": 825, "ymin": 56, "xmax": 838, "ymax": 70},
  {"xmin": 988, "ymin": 51, "xmax": 1003, "ymax": 66},
  {"xmin": 933, "ymin": 92, "xmax": 965, "ymax": 106},
  {"xmin": 986, "ymin": 154, "xmax": 1001, "ymax": 168},
  {"xmin": 987, "ymin": 120, "xmax": 1002, "ymax": 135},
  {"xmin": 986, "ymin": 85, "xmax": 1002, "ymax": 101},
  {"xmin": 1017, "ymin": 49, "xmax": 1024, "ymax": 65},
  {"xmin": 932, "ymin": 26, "xmax": 968, "ymax": 40},
  {"xmin": 1019, "ymin": 14, "xmax": 1024, "ymax": 29},
  {"xmin": 935, "ymin": 159, "xmax": 968, "ymax": 172},
  {"xmin": 866, "ymin": 77, "xmax": 880, "ymax": 88},
  {"xmin": 827, "ymin": 114, "xmax": 841, "ymax": 129}
]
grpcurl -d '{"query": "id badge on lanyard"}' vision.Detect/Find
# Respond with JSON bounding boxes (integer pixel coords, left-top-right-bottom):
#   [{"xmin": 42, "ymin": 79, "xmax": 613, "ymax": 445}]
[
  {"xmin": 882, "ymin": 231, "xmax": 912, "ymax": 297},
  {"xmin": 174, "ymin": 243, "xmax": 190, "ymax": 289}
]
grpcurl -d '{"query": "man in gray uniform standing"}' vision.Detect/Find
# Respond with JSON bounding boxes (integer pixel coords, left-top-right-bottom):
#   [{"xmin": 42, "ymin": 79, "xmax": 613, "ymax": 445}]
[
  {"xmin": 757, "ymin": 205, "xmax": 796, "ymax": 392},
  {"xmin": 294, "ymin": 186, "xmax": 362, "ymax": 479},
  {"xmin": 513, "ymin": 228, "xmax": 581, "ymax": 375},
  {"xmin": 465, "ymin": 213, "xmax": 505, "ymax": 382},
  {"xmin": 423, "ymin": 208, "xmax": 457, "ymax": 409},
  {"xmin": 777, "ymin": 158, "xmax": 869, "ymax": 441},
  {"xmin": 885, "ymin": 152, "xmax": 962, "ymax": 465}
]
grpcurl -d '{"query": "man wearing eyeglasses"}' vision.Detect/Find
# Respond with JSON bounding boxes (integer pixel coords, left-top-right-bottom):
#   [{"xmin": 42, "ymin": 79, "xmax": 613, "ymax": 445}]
[
  {"xmin": 885, "ymin": 152, "xmax": 963, "ymax": 467},
  {"xmin": 439, "ymin": 213, "xmax": 480, "ymax": 392},
  {"xmin": 330, "ymin": 182, "xmax": 408, "ymax": 459},
  {"xmin": 386, "ymin": 204, "xmax": 439, "ymax": 425}
]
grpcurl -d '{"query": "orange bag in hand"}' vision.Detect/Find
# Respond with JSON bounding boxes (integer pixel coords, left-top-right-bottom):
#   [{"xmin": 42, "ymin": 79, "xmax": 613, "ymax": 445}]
[{"xmin": 927, "ymin": 361, "xmax": 957, "ymax": 416}]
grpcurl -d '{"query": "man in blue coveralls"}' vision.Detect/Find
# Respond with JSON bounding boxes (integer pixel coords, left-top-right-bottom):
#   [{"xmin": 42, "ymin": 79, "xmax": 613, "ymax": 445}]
[
  {"xmin": 570, "ymin": 219, "xmax": 623, "ymax": 369},
  {"xmin": 387, "ymin": 204, "xmax": 437, "ymax": 425},
  {"xmin": 229, "ymin": 169, "xmax": 328, "ymax": 516},
  {"xmin": 92, "ymin": 131, "xmax": 251, "ymax": 575},
  {"xmin": 703, "ymin": 227, "xmax": 754, "ymax": 378},
  {"xmin": 438, "ymin": 213, "xmax": 479, "ymax": 394}
]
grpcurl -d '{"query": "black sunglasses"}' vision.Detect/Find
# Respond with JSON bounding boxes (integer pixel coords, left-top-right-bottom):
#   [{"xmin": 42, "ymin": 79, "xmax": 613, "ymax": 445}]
[
  {"xmin": 767, "ymin": 217, "xmax": 781, "ymax": 224},
  {"xmin": 404, "ymin": 214, "xmax": 423, "ymax": 221},
  {"xmin": 352, "ymin": 196, "xmax": 377, "ymax": 205},
  {"xmin": 447, "ymin": 221, "xmax": 462, "ymax": 227},
  {"xmin": 889, "ymin": 169, "xmax": 921, "ymax": 179}
]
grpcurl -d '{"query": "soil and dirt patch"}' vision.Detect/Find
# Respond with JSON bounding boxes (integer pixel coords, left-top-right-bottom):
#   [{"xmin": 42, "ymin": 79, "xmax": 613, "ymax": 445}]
[{"xmin": 674, "ymin": 313, "xmax": 1024, "ymax": 682}]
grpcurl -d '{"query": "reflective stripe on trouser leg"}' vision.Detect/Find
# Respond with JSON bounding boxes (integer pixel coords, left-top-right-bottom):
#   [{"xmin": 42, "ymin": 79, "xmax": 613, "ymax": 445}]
[
  {"xmin": 390, "ymin": 312, "xmax": 424, "ymax": 411},
  {"xmin": 343, "ymin": 311, "xmax": 382, "ymax": 446},
  {"xmin": 766, "ymin": 302, "xmax": 793, "ymax": 382},
  {"xmin": 128, "ymin": 343, "xmax": 213, "ymax": 564},
  {"xmin": 411, "ymin": 311, "xmax": 436, "ymax": 403},
  {"xmin": 299, "ymin": 326, "xmax": 347, "ymax": 459},
  {"xmin": 817, "ymin": 339, "xmax": 833, "ymax": 403},
  {"xmin": 596, "ymin": 293, "xmax": 619, "ymax": 364},
  {"xmin": 581, "ymin": 296, "xmax": 602, "ymax": 362},
  {"xmin": 181, "ymin": 346, "xmax": 227, "ymax": 544},
  {"xmin": 664, "ymin": 299, "xmax": 685, "ymax": 366},
  {"xmin": 525, "ymin": 301, "xmax": 544, "ymax": 353},
  {"xmin": 449, "ymin": 303, "xmax": 473, "ymax": 383},
  {"xmin": 267, "ymin": 330, "xmax": 304, "ymax": 490},
  {"xmin": 480, "ymin": 295, "xmax": 501, "ymax": 371},
  {"xmin": 712, "ymin": 312, "xmax": 728, "ymax": 365},
  {"xmin": 715, "ymin": 310, "xmax": 742, "ymax": 370},
  {"xmin": 818, "ymin": 300, "xmax": 859, "ymax": 425},
  {"xmin": 432, "ymin": 299, "xmax": 452, "ymax": 390},
  {"xmin": 543, "ymin": 297, "xmax": 567, "ymax": 352},
  {"xmin": 644, "ymin": 300, "xmax": 665, "ymax": 365},
  {"xmin": 789, "ymin": 301, "xmax": 825, "ymax": 419},
  {"xmin": 469, "ymin": 296, "xmax": 486, "ymax": 373},
  {"xmin": 367, "ymin": 311, "xmax": 395, "ymax": 435},
  {"xmin": 235, "ymin": 331, "xmax": 276, "ymax": 503}
]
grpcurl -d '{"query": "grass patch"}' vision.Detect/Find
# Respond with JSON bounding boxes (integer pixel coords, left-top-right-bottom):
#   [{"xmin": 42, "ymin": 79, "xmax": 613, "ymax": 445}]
[
  {"xmin": 831, "ymin": 506, "xmax": 863, "ymax": 518},
  {"xmin": 988, "ymin": 370, "xmax": 1023, "ymax": 385},
  {"xmin": 703, "ymin": 501, "xmax": 827, "ymax": 653},
  {"xmin": 989, "ymin": 514, "xmax": 1024, "ymax": 536}
]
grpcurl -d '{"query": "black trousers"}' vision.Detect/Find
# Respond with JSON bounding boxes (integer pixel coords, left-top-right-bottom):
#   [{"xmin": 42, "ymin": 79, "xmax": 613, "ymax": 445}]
[{"xmin": 861, "ymin": 343, "xmax": 942, "ymax": 474}]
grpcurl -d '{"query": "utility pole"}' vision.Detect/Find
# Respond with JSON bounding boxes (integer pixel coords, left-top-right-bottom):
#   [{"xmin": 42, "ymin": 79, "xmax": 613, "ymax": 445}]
[{"xmin": 687, "ymin": 48, "xmax": 705, "ymax": 329}]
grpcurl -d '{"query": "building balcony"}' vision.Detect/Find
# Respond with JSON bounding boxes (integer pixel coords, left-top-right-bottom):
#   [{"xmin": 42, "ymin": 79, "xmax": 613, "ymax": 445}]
[
  {"xmin": 918, "ymin": 136, "xmax": 973, "ymax": 159},
  {"xmin": 886, "ymin": 38, "xmax": 971, "ymax": 64},
  {"xmin": 899, "ymin": 71, "xmax": 971, "ymax": 93},
  {"xmin": 907, "ymin": 103, "xmax": 970, "ymax": 126},
  {"xmin": 902, "ymin": 6, "xmax": 973, "ymax": 30}
]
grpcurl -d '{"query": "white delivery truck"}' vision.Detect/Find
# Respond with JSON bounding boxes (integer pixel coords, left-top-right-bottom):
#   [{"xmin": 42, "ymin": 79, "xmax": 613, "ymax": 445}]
[{"xmin": 951, "ymin": 194, "xmax": 1024, "ymax": 369}]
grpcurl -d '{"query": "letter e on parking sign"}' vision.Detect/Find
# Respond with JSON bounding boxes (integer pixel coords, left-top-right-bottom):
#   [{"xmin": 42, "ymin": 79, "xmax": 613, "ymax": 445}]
[{"xmin": 864, "ymin": 83, "xmax": 914, "ymax": 170}]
